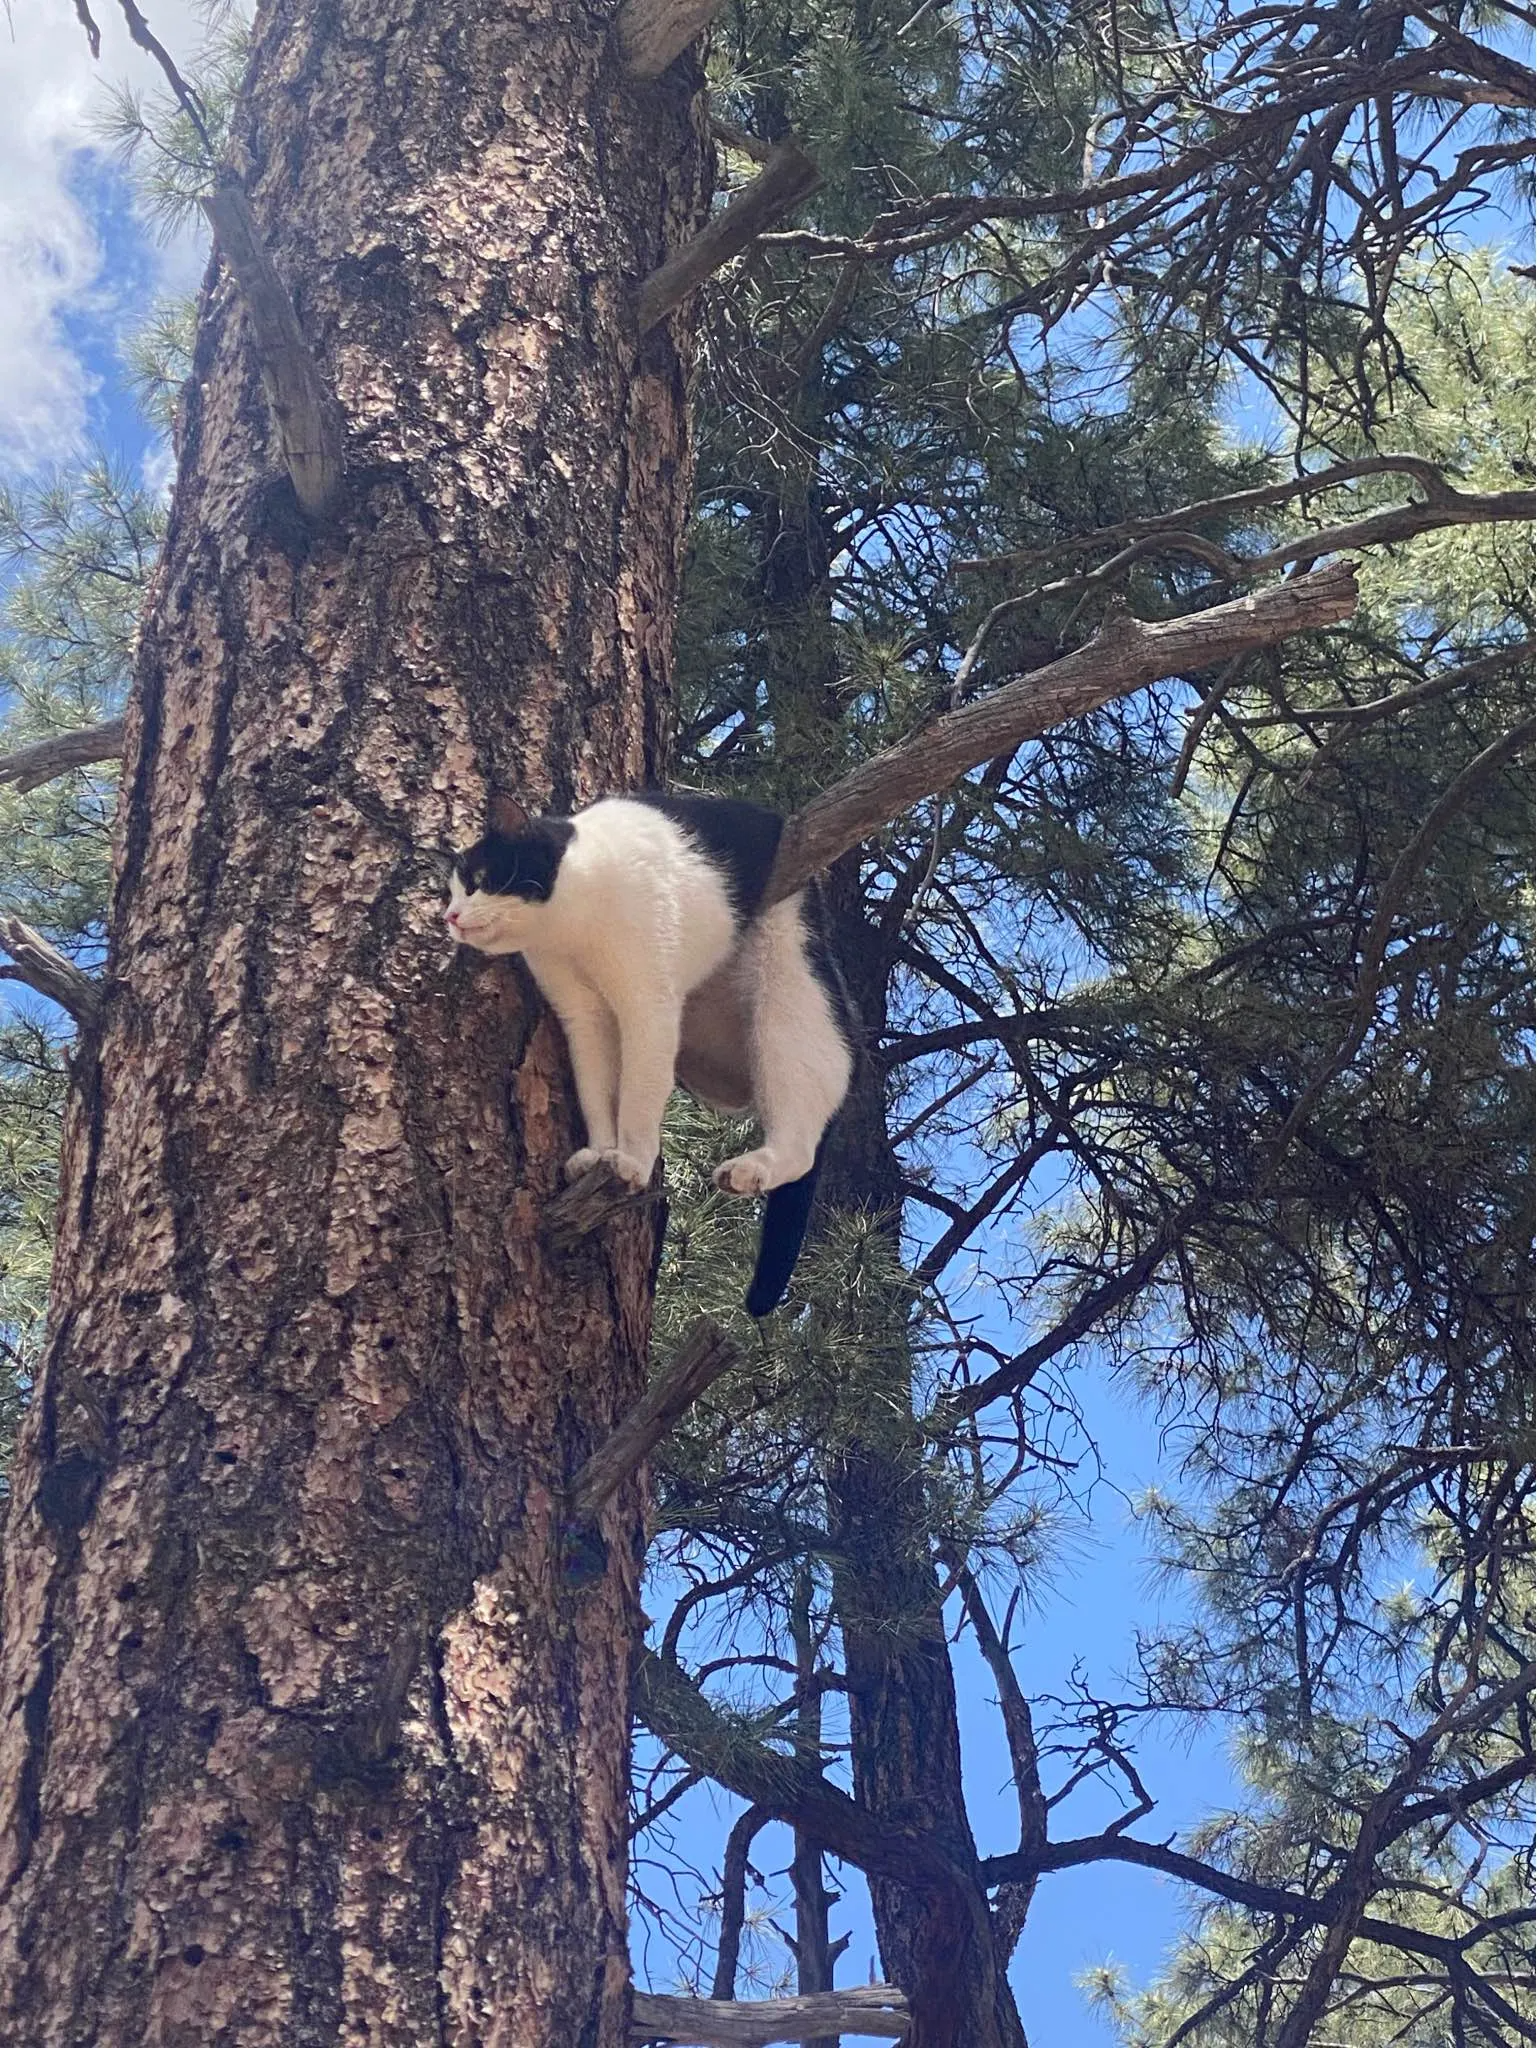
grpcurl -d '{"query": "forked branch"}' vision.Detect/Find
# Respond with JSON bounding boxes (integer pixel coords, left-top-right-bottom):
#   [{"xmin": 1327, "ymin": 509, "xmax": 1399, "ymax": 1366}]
[
  {"xmin": 0, "ymin": 918, "xmax": 101, "ymax": 1029},
  {"xmin": 201, "ymin": 176, "xmax": 345, "ymax": 520}
]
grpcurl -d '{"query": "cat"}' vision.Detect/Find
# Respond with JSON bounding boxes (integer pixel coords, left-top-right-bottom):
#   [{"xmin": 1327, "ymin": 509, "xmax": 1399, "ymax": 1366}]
[{"xmin": 447, "ymin": 790, "xmax": 855, "ymax": 1316}]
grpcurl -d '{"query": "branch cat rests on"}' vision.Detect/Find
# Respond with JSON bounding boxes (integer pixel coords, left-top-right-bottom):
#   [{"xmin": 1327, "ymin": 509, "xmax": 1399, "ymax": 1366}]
[{"xmin": 447, "ymin": 790, "xmax": 855, "ymax": 1317}]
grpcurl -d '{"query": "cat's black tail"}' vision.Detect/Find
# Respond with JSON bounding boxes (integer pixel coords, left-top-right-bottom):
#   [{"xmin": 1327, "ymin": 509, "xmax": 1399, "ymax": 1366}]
[{"xmin": 745, "ymin": 1142, "xmax": 825, "ymax": 1318}]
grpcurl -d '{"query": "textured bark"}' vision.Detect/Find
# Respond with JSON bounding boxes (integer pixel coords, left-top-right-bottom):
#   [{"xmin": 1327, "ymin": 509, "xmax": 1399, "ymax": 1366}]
[{"xmin": 0, "ymin": 1, "xmax": 710, "ymax": 2042}]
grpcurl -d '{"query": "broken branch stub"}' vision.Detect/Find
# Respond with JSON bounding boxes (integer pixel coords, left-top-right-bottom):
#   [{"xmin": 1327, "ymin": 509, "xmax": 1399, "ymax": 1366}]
[
  {"xmin": 0, "ymin": 917, "xmax": 101, "ymax": 1030},
  {"xmin": 631, "ymin": 1986, "xmax": 910, "ymax": 2046},
  {"xmin": 201, "ymin": 176, "xmax": 345, "ymax": 521},
  {"xmin": 615, "ymin": 0, "xmax": 724, "ymax": 78},
  {"xmin": 636, "ymin": 142, "xmax": 822, "ymax": 334},
  {"xmin": 566, "ymin": 1317, "xmax": 741, "ymax": 1523}
]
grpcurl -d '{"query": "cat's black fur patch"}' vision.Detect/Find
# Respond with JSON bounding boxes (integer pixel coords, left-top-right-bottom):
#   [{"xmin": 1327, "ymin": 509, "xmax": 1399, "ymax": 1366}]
[
  {"xmin": 799, "ymin": 879, "xmax": 858, "ymax": 1048},
  {"xmin": 628, "ymin": 792, "xmax": 784, "ymax": 923},
  {"xmin": 455, "ymin": 814, "xmax": 575, "ymax": 901}
]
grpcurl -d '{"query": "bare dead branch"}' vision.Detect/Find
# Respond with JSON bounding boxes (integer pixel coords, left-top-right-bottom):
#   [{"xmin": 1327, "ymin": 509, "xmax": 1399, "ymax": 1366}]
[
  {"xmin": 616, "ymin": 0, "xmax": 725, "ymax": 79},
  {"xmin": 201, "ymin": 176, "xmax": 345, "ymax": 520},
  {"xmin": 0, "ymin": 918, "xmax": 101, "ymax": 1029},
  {"xmin": 632, "ymin": 1986, "xmax": 910, "ymax": 2045},
  {"xmin": 1244, "ymin": 487, "xmax": 1532, "ymax": 577},
  {"xmin": 71, "ymin": 0, "xmax": 102, "ymax": 61},
  {"xmin": 765, "ymin": 562, "xmax": 1360, "ymax": 903},
  {"xmin": 637, "ymin": 144, "xmax": 822, "ymax": 335},
  {"xmin": 566, "ymin": 1318, "xmax": 742, "ymax": 1523},
  {"xmin": 955, "ymin": 457, "xmax": 1462, "ymax": 574},
  {"xmin": 0, "ymin": 721, "xmax": 126, "ymax": 795},
  {"xmin": 710, "ymin": 1804, "xmax": 774, "ymax": 2000},
  {"xmin": 114, "ymin": 0, "xmax": 212, "ymax": 152}
]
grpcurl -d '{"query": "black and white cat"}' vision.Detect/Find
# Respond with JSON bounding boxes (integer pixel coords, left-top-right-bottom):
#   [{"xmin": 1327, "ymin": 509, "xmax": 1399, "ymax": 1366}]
[{"xmin": 447, "ymin": 791, "xmax": 854, "ymax": 1316}]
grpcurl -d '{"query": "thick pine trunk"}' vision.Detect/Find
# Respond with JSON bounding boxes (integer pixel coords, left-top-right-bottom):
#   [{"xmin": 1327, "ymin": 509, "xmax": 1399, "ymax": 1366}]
[{"xmin": 0, "ymin": 3, "xmax": 709, "ymax": 2040}]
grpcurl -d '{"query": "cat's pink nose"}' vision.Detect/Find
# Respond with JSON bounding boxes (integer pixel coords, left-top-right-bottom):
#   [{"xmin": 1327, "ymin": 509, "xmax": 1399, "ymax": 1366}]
[{"xmin": 446, "ymin": 908, "xmax": 461, "ymax": 926}]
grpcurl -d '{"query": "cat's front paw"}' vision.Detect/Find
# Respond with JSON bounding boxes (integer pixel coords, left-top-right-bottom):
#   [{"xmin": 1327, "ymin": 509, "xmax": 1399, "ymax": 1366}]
[
  {"xmin": 598, "ymin": 1148, "xmax": 652, "ymax": 1192},
  {"xmin": 564, "ymin": 1148, "xmax": 605, "ymax": 1183}
]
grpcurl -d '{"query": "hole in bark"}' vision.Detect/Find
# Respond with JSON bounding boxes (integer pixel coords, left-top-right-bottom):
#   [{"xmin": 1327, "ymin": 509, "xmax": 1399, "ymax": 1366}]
[
  {"xmin": 297, "ymin": 714, "xmax": 312, "ymax": 729},
  {"xmin": 121, "ymin": 1632, "xmax": 143, "ymax": 1652},
  {"xmin": 379, "ymin": 1336, "xmax": 395, "ymax": 1352},
  {"xmin": 182, "ymin": 1945, "xmax": 205, "ymax": 1967},
  {"xmin": 215, "ymin": 1828, "xmax": 246, "ymax": 1852},
  {"xmin": 180, "ymin": 724, "xmax": 194, "ymax": 741},
  {"xmin": 389, "ymin": 1466, "xmax": 406, "ymax": 1480},
  {"xmin": 116, "ymin": 1582, "xmax": 137, "ymax": 1600},
  {"xmin": 214, "ymin": 1449, "xmax": 237, "ymax": 1466},
  {"xmin": 367, "ymin": 1826, "xmax": 383, "ymax": 1842}
]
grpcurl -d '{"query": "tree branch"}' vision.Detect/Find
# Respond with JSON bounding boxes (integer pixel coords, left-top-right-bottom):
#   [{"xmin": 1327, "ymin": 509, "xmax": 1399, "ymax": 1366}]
[
  {"xmin": 954, "ymin": 457, "xmax": 1463, "ymax": 574},
  {"xmin": 764, "ymin": 562, "xmax": 1359, "ymax": 903},
  {"xmin": 637, "ymin": 143, "xmax": 822, "ymax": 335},
  {"xmin": 615, "ymin": 0, "xmax": 725, "ymax": 79},
  {"xmin": 633, "ymin": 1650, "xmax": 962, "ymax": 1890},
  {"xmin": 710, "ymin": 1804, "xmax": 773, "ymax": 2000},
  {"xmin": 567, "ymin": 1318, "xmax": 742, "ymax": 1523},
  {"xmin": 0, "ymin": 918, "xmax": 101, "ymax": 1029},
  {"xmin": 632, "ymin": 1987, "xmax": 909, "ymax": 2045},
  {"xmin": 0, "ymin": 721, "xmax": 126, "ymax": 794},
  {"xmin": 1243, "ymin": 486, "xmax": 1532, "ymax": 578},
  {"xmin": 201, "ymin": 175, "xmax": 345, "ymax": 521},
  {"xmin": 983, "ymin": 1830, "xmax": 1527, "ymax": 1978}
]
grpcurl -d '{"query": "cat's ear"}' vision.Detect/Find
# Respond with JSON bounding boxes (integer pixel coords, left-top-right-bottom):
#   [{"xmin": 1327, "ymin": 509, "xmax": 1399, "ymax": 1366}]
[{"xmin": 487, "ymin": 792, "xmax": 532, "ymax": 839}]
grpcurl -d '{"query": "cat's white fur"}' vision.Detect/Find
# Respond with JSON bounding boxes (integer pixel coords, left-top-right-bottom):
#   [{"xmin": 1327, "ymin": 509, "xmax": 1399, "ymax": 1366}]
[{"xmin": 447, "ymin": 798, "xmax": 851, "ymax": 1195}]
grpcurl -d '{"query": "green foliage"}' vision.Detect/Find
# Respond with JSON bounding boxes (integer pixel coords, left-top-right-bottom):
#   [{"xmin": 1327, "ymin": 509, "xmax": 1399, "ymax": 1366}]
[{"xmin": 0, "ymin": 460, "xmax": 159, "ymax": 1477}]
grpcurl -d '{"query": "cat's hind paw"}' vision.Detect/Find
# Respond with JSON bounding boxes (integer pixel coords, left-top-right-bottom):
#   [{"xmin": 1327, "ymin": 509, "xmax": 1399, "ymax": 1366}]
[
  {"xmin": 714, "ymin": 1150, "xmax": 775, "ymax": 1197},
  {"xmin": 563, "ymin": 1148, "xmax": 605, "ymax": 1183}
]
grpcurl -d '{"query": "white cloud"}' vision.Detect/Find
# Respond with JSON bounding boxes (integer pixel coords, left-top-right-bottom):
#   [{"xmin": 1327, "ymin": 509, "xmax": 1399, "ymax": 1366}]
[{"xmin": 0, "ymin": 0, "xmax": 209, "ymax": 470}]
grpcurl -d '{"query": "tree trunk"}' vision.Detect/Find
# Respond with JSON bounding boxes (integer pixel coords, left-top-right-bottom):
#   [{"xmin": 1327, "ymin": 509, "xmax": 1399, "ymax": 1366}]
[
  {"xmin": 0, "ymin": 3, "xmax": 710, "ymax": 2041},
  {"xmin": 821, "ymin": 1012, "xmax": 1026, "ymax": 2048},
  {"xmin": 757, "ymin": 487, "xmax": 1026, "ymax": 2048}
]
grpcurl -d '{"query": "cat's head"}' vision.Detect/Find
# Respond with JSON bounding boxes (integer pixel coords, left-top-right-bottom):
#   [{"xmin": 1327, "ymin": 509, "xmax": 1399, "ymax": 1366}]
[{"xmin": 446, "ymin": 794, "xmax": 574, "ymax": 953}]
